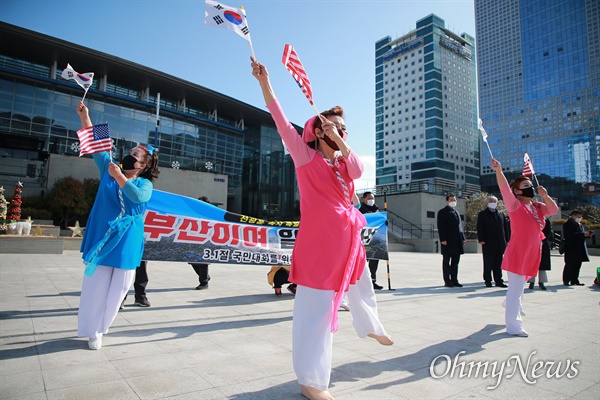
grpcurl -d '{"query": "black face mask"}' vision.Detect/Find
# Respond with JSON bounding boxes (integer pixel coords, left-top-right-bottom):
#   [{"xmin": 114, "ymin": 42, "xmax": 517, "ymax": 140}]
[
  {"xmin": 519, "ymin": 187, "xmax": 535, "ymax": 198},
  {"xmin": 121, "ymin": 155, "xmax": 138, "ymax": 171},
  {"xmin": 322, "ymin": 135, "xmax": 340, "ymax": 151}
]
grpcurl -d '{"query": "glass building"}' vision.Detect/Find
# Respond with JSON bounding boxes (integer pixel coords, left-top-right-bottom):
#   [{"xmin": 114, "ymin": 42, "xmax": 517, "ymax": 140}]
[
  {"xmin": 475, "ymin": 0, "xmax": 599, "ymax": 207},
  {"xmin": 0, "ymin": 22, "xmax": 298, "ymax": 219},
  {"xmin": 375, "ymin": 14, "xmax": 480, "ymax": 198}
]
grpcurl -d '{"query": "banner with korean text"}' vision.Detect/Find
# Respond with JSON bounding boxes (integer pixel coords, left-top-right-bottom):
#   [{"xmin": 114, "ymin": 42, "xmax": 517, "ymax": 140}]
[{"xmin": 143, "ymin": 190, "xmax": 388, "ymax": 265}]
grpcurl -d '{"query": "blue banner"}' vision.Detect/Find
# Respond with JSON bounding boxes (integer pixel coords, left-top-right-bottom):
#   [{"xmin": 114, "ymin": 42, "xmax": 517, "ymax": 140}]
[{"xmin": 143, "ymin": 190, "xmax": 388, "ymax": 265}]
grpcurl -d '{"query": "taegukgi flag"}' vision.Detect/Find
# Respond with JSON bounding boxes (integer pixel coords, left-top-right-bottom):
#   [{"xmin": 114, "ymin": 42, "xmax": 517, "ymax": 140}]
[
  {"xmin": 205, "ymin": 0, "xmax": 251, "ymax": 42},
  {"xmin": 61, "ymin": 63, "xmax": 94, "ymax": 92}
]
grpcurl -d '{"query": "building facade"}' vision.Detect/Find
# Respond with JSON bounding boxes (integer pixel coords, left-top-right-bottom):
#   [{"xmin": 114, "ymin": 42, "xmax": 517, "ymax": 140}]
[
  {"xmin": 0, "ymin": 22, "xmax": 298, "ymax": 219},
  {"xmin": 375, "ymin": 14, "xmax": 480, "ymax": 199},
  {"xmin": 475, "ymin": 0, "xmax": 599, "ymax": 207}
]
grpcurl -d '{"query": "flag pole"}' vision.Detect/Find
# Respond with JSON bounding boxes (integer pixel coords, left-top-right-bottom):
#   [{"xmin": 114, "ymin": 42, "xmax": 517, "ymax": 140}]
[
  {"xmin": 239, "ymin": 6, "xmax": 256, "ymax": 61},
  {"xmin": 154, "ymin": 93, "xmax": 160, "ymax": 147},
  {"xmin": 81, "ymin": 89, "xmax": 89, "ymax": 103},
  {"xmin": 383, "ymin": 188, "xmax": 395, "ymax": 291},
  {"xmin": 484, "ymin": 141, "xmax": 494, "ymax": 159}
]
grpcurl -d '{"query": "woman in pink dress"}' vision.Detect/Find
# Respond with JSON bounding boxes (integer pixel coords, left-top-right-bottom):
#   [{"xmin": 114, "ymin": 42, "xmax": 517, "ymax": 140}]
[
  {"xmin": 251, "ymin": 58, "xmax": 393, "ymax": 400},
  {"xmin": 491, "ymin": 159, "xmax": 558, "ymax": 337}
]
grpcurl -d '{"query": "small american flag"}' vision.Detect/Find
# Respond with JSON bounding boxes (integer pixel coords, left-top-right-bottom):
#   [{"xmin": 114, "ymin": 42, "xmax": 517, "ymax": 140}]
[
  {"xmin": 76, "ymin": 124, "xmax": 112, "ymax": 157},
  {"xmin": 282, "ymin": 44, "xmax": 314, "ymax": 105},
  {"xmin": 523, "ymin": 153, "xmax": 535, "ymax": 176}
]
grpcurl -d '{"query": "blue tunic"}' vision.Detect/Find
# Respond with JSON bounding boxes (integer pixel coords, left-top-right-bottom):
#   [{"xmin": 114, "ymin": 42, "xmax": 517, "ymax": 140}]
[{"xmin": 80, "ymin": 152, "xmax": 153, "ymax": 275}]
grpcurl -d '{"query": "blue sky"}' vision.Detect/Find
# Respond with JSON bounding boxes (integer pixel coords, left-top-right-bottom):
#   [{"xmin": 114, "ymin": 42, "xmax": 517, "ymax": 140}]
[{"xmin": 0, "ymin": 0, "xmax": 476, "ymax": 191}]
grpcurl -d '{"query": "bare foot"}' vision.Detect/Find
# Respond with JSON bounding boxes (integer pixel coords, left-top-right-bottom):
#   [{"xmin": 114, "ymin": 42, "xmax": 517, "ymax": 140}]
[
  {"xmin": 368, "ymin": 332, "xmax": 394, "ymax": 346},
  {"xmin": 300, "ymin": 385, "xmax": 334, "ymax": 400}
]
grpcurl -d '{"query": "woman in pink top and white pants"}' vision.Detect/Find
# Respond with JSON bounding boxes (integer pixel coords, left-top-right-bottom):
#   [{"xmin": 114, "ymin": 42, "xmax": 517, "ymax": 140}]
[
  {"xmin": 251, "ymin": 59, "xmax": 393, "ymax": 400},
  {"xmin": 491, "ymin": 159, "xmax": 558, "ymax": 337}
]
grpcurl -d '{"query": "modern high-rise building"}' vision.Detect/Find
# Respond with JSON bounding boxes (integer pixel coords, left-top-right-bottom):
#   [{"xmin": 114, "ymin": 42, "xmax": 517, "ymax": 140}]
[
  {"xmin": 475, "ymin": 0, "xmax": 599, "ymax": 207},
  {"xmin": 375, "ymin": 14, "xmax": 480, "ymax": 198},
  {"xmin": 0, "ymin": 22, "xmax": 299, "ymax": 219}
]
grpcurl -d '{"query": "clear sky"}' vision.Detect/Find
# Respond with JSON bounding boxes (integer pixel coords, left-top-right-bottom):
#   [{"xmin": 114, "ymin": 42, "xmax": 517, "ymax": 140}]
[{"xmin": 0, "ymin": 0, "xmax": 476, "ymax": 191}]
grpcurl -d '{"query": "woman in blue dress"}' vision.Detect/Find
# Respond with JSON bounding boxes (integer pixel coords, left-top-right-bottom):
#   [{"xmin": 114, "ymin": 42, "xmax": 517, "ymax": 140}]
[{"xmin": 76, "ymin": 102, "xmax": 160, "ymax": 350}]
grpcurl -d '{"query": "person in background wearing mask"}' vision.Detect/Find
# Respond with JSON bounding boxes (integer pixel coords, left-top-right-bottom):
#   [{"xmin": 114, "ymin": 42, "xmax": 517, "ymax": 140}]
[
  {"xmin": 476, "ymin": 196, "xmax": 509, "ymax": 288},
  {"xmin": 528, "ymin": 218, "xmax": 552, "ymax": 290},
  {"xmin": 491, "ymin": 159, "xmax": 558, "ymax": 337},
  {"xmin": 76, "ymin": 102, "xmax": 160, "ymax": 350},
  {"xmin": 359, "ymin": 191, "xmax": 383, "ymax": 290},
  {"xmin": 437, "ymin": 194, "xmax": 466, "ymax": 287},
  {"xmin": 562, "ymin": 210, "xmax": 592, "ymax": 286}
]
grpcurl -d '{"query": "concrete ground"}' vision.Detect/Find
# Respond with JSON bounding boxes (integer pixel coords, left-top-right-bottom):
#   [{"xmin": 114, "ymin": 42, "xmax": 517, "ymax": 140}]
[{"xmin": 0, "ymin": 250, "xmax": 598, "ymax": 399}]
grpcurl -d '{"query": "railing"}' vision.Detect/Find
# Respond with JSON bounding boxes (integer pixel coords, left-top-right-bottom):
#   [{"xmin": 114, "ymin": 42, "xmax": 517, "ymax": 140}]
[{"xmin": 385, "ymin": 209, "xmax": 436, "ymax": 239}]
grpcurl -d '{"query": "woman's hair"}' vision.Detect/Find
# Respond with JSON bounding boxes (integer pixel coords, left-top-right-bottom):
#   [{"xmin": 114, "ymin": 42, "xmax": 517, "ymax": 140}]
[
  {"xmin": 137, "ymin": 145, "xmax": 161, "ymax": 182},
  {"xmin": 509, "ymin": 176, "xmax": 531, "ymax": 193},
  {"xmin": 306, "ymin": 106, "xmax": 345, "ymax": 149}
]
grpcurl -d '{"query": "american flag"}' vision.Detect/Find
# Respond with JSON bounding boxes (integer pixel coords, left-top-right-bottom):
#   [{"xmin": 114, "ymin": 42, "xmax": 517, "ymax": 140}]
[
  {"xmin": 76, "ymin": 124, "xmax": 112, "ymax": 157},
  {"xmin": 282, "ymin": 44, "xmax": 314, "ymax": 105},
  {"xmin": 523, "ymin": 153, "xmax": 535, "ymax": 176}
]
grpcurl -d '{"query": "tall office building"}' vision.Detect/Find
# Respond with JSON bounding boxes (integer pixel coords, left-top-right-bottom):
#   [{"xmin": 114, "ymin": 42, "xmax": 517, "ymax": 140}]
[
  {"xmin": 375, "ymin": 14, "xmax": 480, "ymax": 198},
  {"xmin": 475, "ymin": 0, "xmax": 599, "ymax": 207}
]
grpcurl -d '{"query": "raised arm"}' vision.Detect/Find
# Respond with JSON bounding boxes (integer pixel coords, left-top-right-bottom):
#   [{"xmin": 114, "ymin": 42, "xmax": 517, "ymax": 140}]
[
  {"xmin": 251, "ymin": 57, "xmax": 276, "ymax": 106},
  {"xmin": 76, "ymin": 102, "xmax": 92, "ymax": 129},
  {"xmin": 491, "ymin": 158, "xmax": 519, "ymax": 212}
]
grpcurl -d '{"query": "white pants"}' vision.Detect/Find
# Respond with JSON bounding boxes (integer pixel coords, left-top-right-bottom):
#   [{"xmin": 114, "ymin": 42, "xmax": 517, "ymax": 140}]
[
  {"xmin": 292, "ymin": 265, "xmax": 386, "ymax": 390},
  {"xmin": 78, "ymin": 265, "xmax": 135, "ymax": 339},
  {"xmin": 505, "ymin": 271, "xmax": 527, "ymax": 335}
]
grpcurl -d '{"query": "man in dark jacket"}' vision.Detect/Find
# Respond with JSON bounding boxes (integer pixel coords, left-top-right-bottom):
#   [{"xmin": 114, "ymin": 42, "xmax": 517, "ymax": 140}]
[
  {"xmin": 437, "ymin": 194, "xmax": 466, "ymax": 287},
  {"xmin": 359, "ymin": 191, "xmax": 383, "ymax": 290},
  {"xmin": 562, "ymin": 210, "xmax": 592, "ymax": 286},
  {"xmin": 476, "ymin": 196, "xmax": 510, "ymax": 288}
]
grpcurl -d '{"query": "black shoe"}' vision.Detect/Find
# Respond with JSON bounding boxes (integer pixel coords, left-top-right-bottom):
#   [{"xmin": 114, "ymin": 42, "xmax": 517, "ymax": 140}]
[
  {"xmin": 496, "ymin": 282, "xmax": 508, "ymax": 288},
  {"xmin": 485, "ymin": 281, "xmax": 492, "ymax": 287},
  {"xmin": 274, "ymin": 287, "xmax": 282, "ymax": 296},
  {"xmin": 444, "ymin": 282, "xmax": 454, "ymax": 288},
  {"xmin": 452, "ymin": 282, "xmax": 463, "ymax": 288},
  {"xmin": 373, "ymin": 282, "xmax": 384, "ymax": 290},
  {"xmin": 563, "ymin": 282, "xmax": 571, "ymax": 286},
  {"xmin": 287, "ymin": 284, "xmax": 297, "ymax": 295},
  {"xmin": 528, "ymin": 282, "xmax": 534, "ymax": 290},
  {"xmin": 196, "ymin": 283, "xmax": 209, "ymax": 290},
  {"xmin": 572, "ymin": 282, "xmax": 585, "ymax": 286},
  {"xmin": 539, "ymin": 283, "xmax": 547, "ymax": 290},
  {"xmin": 134, "ymin": 297, "xmax": 151, "ymax": 307}
]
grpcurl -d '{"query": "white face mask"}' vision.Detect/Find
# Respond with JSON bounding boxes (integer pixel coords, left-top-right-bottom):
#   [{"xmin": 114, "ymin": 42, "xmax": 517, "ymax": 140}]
[
  {"xmin": 448, "ymin": 201, "xmax": 457, "ymax": 208},
  {"xmin": 488, "ymin": 202, "xmax": 498, "ymax": 210},
  {"xmin": 366, "ymin": 199, "xmax": 375, "ymax": 207},
  {"xmin": 575, "ymin": 217, "xmax": 582, "ymax": 223}
]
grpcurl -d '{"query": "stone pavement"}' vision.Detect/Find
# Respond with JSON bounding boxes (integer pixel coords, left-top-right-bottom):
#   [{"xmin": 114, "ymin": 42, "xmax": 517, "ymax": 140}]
[{"xmin": 0, "ymin": 250, "xmax": 598, "ymax": 400}]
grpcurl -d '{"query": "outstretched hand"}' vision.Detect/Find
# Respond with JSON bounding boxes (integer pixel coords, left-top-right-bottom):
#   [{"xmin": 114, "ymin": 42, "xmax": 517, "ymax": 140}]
[
  {"xmin": 76, "ymin": 101, "xmax": 89, "ymax": 118},
  {"xmin": 251, "ymin": 57, "xmax": 269, "ymax": 82},
  {"xmin": 491, "ymin": 158, "xmax": 502, "ymax": 172}
]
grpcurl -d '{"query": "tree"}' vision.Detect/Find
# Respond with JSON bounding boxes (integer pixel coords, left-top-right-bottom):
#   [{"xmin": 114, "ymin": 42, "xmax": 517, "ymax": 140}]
[
  {"xmin": 0, "ymin": 186, "xmax": 8, "ymax": 232},
  {"xmin": 464, "ymin": 192, "xmax": 507, "ymax": 237},
  {"xmin": 48, "ymin": 177, "xmax": 88, "ymax": 228},
  {"xmin": 579, "ymin": 205, "xmax": 600, "ymax": 224},
  {"xmin": 7, "ymin": 181, "xmax": 23, "ymax": 223}
]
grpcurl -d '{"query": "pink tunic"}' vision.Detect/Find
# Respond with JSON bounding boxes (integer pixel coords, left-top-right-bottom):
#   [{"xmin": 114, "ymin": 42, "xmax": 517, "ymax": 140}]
[
  {"xmin": 499, "ymin": 182, "xmax": 559, "ymax": 277},
  {"xmin": 266, "ymin": 99, "xmax": 366, "ymax": 321}
]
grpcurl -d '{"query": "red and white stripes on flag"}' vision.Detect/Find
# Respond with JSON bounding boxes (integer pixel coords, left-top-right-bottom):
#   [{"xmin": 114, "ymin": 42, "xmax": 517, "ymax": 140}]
[
  {"xmin": 523, "ymin": 153, "xmax": 535, "ymax": 176},
  {"xmin": 282, "ymin": 44, "xmax": 314, "ymax": 106},
  {"xmin": 76, "ymin": 124, "xmax": 113, "ymax": 157}
]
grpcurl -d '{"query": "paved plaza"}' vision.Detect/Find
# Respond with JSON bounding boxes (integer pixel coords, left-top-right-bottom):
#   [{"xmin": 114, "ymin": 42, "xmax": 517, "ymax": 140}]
[{"xmin": 0, "ymin": 250, "xmax": 598, "ymax": 399}]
